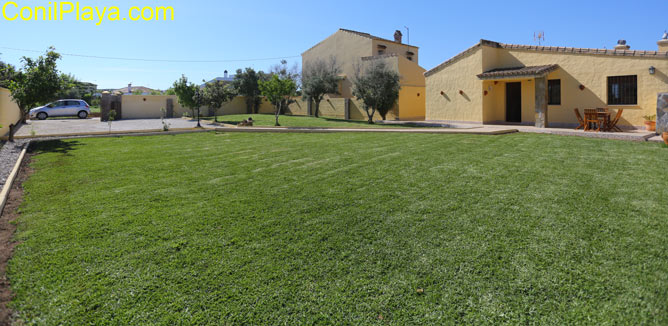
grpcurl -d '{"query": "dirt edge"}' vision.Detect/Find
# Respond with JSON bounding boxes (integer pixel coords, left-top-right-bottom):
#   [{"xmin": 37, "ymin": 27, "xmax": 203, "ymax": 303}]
[{"xmin": 0, "ymin": 152, "xmax": 33, "ymax": 326}]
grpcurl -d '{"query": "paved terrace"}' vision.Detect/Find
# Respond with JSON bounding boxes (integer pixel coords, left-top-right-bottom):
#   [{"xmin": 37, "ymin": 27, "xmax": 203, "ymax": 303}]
[
  {"xmin": 6, "ymin": 117, "xmax": 663, "ymax": 142},
  {"xmin": 379, "ymin": 120, "xmax": 658, "ymax": 142},
  {"xmin": 12, "ymin": 118, "xmax": 208, "ymax": 139}
]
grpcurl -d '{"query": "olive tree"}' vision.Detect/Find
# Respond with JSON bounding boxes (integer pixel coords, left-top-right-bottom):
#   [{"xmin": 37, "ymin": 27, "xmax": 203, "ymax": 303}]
[
  {"xmin": 232, "ymin": 68, "xmax": 267, "ymax": 114},
  {"xmin": 0, "ymin": 60, "xmax": 17, "ymax": 89},
  {"xmin": 172, "ymin": 75, "xmax": 198, "ymax": 118},
  {"xmin": 259, "ymin": 74, "xmax": 297, "ymax": 126},
  {"xmin": 9, "ymin": 47, "xmax": 63, "ymax": 123},
  {"xmin": 202, "ymin": 80, "xmax": 235, "ymax": 122},
  {"xmin": 301, "ymin": 58, "xmax": 339, "ymax": 118},
  {"xmin": 352, "ymin": 61, "xmax": 401, "ymax": 123}
]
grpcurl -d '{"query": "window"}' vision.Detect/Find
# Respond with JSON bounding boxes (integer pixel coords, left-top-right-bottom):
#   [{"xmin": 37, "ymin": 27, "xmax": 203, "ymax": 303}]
[
  {"xmin": 548, "ymin": 79, "xmax": 561, "ymax": 105},
  {"xmin": 607, "ymin": 75, "xmax": 637, "ymax": 105}
]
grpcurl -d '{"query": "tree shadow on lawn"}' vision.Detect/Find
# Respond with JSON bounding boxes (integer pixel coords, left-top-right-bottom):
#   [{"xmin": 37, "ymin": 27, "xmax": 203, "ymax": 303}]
[
  {"xmin": 212, "ymin": 115, "xmax": 418, "ymax": 128},
  {"xmin": 29, "ymin": 139, "xmax": 82, "ymax": 156}
]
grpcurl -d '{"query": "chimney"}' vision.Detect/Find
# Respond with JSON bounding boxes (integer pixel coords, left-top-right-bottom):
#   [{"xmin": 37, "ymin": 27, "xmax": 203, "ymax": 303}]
[
  {"xmin": 394, "ymin": 30, "xmax": 403, "ymax": 43},
  {"xmin": 658, "ymin": 31, "xmax": 668, "ymax": 52},
  {"xmin": 127, "ymin": 83, "xmax": 132, "ymax": 94},
  {"xmin": 614, "ymin": 39, "xmax": 630, "ymax": 50},
  {"xmin": 224, "ymin": 70, "xmax": 228, "ymax": 79}
]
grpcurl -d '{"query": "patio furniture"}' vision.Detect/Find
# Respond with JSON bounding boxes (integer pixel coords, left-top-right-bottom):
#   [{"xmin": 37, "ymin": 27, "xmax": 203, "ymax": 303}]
[
  {"xmin": 597, "ymin": 108, "xmax": 611, "ymax": 132},
  {"xmin": 574, "ymin": 108, "xmax": 585, "ymax": 130},
  {"xmin": 584, "ymin": 109, "xmax": 605, "ymax": 132},
  {"xmin": 607, "ymin": 109, "xmax": 624, "ymax": 132}
]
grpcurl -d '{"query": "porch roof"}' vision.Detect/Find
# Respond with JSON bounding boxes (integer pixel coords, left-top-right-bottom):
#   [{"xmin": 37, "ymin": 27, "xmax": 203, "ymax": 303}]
[{"xmin": 477, "ymin": 64, "xmax": 559, "ymax": 80}]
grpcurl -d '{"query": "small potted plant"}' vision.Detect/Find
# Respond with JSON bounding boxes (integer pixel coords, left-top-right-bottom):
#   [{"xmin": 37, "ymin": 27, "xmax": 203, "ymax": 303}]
[{"xmin": 643, "ymin": 115, "xmax": 656, "ymax": 132}]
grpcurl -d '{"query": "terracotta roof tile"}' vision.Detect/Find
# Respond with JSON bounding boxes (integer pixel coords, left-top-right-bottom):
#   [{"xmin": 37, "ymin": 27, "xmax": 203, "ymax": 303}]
[
  {"xmin": 339, "ymin": 28, "xmax": 418, "ymax": 47},
  {"xmin": 476, "ymin": 64, "xmax": 559, "ymax": 80},
  {"xmin": 425, "ymin": 39, "xmax": 668, "ymax": 77}
]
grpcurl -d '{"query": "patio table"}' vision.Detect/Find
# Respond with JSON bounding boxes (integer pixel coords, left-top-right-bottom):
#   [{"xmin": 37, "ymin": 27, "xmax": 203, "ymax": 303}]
[{"xmin": 597, "ymin": 110, "xmax": 611, "ymax": 132}]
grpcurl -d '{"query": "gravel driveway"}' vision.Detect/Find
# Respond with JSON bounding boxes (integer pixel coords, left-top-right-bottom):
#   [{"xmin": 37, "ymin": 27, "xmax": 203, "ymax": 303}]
[
  {"xmin": 13, "ymin": 118, "xmax": 210, "ymax": 138},
  {"xmin": 0, "ymin": 140, "xmax": 28, "ymax": 190}
]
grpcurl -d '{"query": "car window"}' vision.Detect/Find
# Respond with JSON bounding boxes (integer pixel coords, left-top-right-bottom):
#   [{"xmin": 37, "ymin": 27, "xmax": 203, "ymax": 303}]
[
  {"xmin": 55, "ymin": 101, "xmax": 65, "ymax": 107},
  {"xmin": 67, "ymin": 101, "xmax": 79, "ymax": 106},
  {"xmin": 46, "ymin": 102, "xmax": 56, "ymax": 108}
]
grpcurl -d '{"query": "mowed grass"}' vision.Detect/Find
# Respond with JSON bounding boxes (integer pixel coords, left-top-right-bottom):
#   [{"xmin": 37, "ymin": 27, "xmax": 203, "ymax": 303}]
[
  {"xmin": 210, "ymin": 113, "xmax": 409, "ymax": 128},
  {"xmin": 9, "ymin": 132, "xmax": 668, "ymax": 325}
]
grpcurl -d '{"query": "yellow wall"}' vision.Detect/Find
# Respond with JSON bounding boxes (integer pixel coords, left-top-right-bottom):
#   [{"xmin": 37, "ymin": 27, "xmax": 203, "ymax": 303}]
[
  {"xmin": 372, "ymin": 39, "xmax": 419, "ymax": 63},
  {"xmin": 397, "ymin": 56, "xmax": 426, "ymax": 120},
  {"xmin": 122, "ymin": 95, "xmax": 187, "ymax": 119},
  {"xmin": 120, "ymin": 91, "xmax": 398, "ymax": 122},
  {"xmin": 489, "ymin": 47, "xmax": 668, "ymax": 128},
  {"xmin": 398, "ymin": 86, "xmax": 425, "ymax": 120},
  {"xmin": 256, "ymin": 98, "xmax": 308, "ymax": 116},
  {"xmin": 481, "ymin": 78, "xmax": 538, "ymax": 124},
  {"xmin": 397, "ymin": 56, "xmax": 426, "ymax": 86},
  {"xmin": 427, "ymin": 44, "xmax": 668, "ymax": 128},
  {"xmin": 122, "ymin": 95, "xmax": 307, "ymax": 119},
  {"xmin": 426, "ymin": 47, "xmax": 484, "ymax": 122},
  {"xmin": 0, "ymin": 88, "xmax": 21, "ymax": 137}
]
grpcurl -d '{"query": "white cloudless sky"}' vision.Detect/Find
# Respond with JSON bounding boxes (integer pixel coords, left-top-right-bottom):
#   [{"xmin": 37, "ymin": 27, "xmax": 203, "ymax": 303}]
[{"xmin": 0, "ymin": 0, "xmax": 666, "ymax": 89}]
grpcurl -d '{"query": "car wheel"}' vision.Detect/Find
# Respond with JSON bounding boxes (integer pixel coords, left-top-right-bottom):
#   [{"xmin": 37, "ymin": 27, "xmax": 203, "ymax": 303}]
[
  {"xmin": 37, "ymin": 112, "xmax": 48, "ymax": 120},
  {"xmin": 78, "ymin": 111, "xmax": 88, "ymax": 119}
]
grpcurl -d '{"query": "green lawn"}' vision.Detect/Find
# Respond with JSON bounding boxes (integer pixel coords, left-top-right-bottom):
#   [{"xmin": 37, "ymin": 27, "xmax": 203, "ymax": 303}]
[
  {"xmin": 208, "ymin": 114, "xmax": 410, "ymax": 128},
  {"xmin": 9, "ymin": 132, "xmax": 668, "ymax": 325}
]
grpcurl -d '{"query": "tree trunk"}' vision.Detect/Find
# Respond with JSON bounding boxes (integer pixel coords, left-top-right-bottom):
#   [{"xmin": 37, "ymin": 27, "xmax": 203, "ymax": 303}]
[
  {"xmin": 366, "ymin": 107, "xmax": 375, "ymax": 124},
  {"xmin": 314, "ymin": 100, "xmax": 320, "ymax": 118},
  {"xmin": 8, "ymin": 124, "xmax": 16, "ymax": 142},
  {"xmin": 379, "ymin": 111, "xmax": 387, "ymax": 121},
  {"xmin": 214, "ymin": 107, "xmax": 221, "ymax": 122},
  {"xmin": 253, "ymin": 97, "xmax": 260, "ymax": 114},
  {"xmin": 274, "ymin": 104, "xmax": 281, "ymax": 126}
]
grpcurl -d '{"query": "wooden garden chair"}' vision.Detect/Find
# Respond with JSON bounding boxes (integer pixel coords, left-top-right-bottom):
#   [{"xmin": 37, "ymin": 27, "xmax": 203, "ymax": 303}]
[
  {"xmin": 584, "ymin": 108, "xmax": 603, "ymax": 132},
  {"xmin": 607, "ymin": 109, "xmax": 624, "ymax": 132},
  {"xmin": 574, "ymin": 108, "xmax": 585, "ymax": 130}
]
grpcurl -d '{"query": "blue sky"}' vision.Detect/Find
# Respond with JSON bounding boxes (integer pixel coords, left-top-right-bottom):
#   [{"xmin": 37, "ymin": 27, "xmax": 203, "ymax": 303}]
[{"xmin": 0, "ymin": 0, "xmax": 666, "ymax": 89}]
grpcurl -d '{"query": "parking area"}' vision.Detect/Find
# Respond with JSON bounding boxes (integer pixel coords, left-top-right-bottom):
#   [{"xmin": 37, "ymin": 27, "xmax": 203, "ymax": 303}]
[{"xmin": 13, "ymin": 118, "xmax": 211, "ymax": 138}]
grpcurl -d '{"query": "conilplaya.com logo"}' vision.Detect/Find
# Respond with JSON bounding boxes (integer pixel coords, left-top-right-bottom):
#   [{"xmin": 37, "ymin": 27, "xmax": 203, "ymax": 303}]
[{"xmin": 2, "ymin": 1, "xmax": 174, "ymax": 25}]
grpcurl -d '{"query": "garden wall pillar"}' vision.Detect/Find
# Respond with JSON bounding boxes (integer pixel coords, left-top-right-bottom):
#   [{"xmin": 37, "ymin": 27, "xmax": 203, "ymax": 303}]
[
  {"xmin": 657, "ymin": 93, "xmax": 668, "ymax": 134},
  {"xmin": 110, "ymin": 95, "xmax": 122, "ymax": 120},
  {"xmin": 166, "ymin": 98, "xmax": 174, "ymax": 118},
  {"xmin": 534, "ymin": 76, "xmax": 548, "ymax": 128},
  {"xmin": 345, "ymin": 98, "xmax": 350, "ymax": 120},
  {"xmin": 100, "ymin": 92, "xmax": 111, "ymax": 122}
]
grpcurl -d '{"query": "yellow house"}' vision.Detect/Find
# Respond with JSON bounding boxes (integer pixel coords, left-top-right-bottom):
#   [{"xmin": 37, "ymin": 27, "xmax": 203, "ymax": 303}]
[
  {"xmin": 425, "ymin": 33, "xmax": 668, "ymax": 129},
  {"xmin": 302, "ymin": 29, "xmax": 426, "ymax": 120}
]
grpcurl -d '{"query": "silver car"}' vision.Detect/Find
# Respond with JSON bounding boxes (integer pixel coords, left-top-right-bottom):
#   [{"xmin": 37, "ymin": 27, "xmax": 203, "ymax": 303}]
[{"xmin": 29, "ymin": 99, "xmax": 91, "ymax": 120}]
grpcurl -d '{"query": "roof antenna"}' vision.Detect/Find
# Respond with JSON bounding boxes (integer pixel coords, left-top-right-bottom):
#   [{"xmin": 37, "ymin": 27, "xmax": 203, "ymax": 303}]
[
  {"xmin": 404, "ymin": 26, "xmax": 410, "ymax": 45},
  {"xmin": 533, "ymin": 31, "xmax": 545, "ymax": 46}
]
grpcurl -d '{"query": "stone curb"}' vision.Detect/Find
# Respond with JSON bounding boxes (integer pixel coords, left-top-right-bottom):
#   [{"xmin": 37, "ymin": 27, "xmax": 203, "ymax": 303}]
[
  {"xmin": 0, "ymin": 144, "xmax": 27, "ymax": 215},
  {"xmin": 4, "ymin": 127, "xmax": 212, "ymax": 140},
  {"xmin": 214, "ymin": 127, "xmax": 519, "ymax": 135}
]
